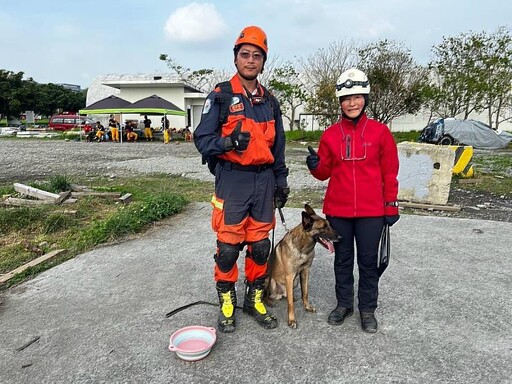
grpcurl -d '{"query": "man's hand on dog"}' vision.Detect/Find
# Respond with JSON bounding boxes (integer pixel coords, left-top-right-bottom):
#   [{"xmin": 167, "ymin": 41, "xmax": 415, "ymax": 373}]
[
  {"xmin": 225, "ymin": 121, "xmax": 251, "ymax": 152},
  {"xmin": 306, "ymin": 146, "xmax": 319, "ymax": 170},
  {"xmin": 274, "ymin": 186, "xmax": 290, "ymax": 209}
]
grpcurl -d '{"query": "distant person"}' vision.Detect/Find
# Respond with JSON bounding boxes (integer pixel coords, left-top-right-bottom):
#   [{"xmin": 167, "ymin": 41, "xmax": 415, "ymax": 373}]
[
  {"xmin": 143, "ymin": 115, "xmax": 153, "ymax": 142},
  {"xmin": 163, "ymin": 125, "xmax": 171, "ymax": 144},
  {"xmin": 86, "ymin": 123, "xmax": 98, "ymax": 142},
  {"xmin": 161, "ymin": 116, "xmax": 170, "ymax": 130},
  {"xmin": 126, "ymin": 124, "xmax": 138, "ymax": 142},
  {"xmin": 184, "ymin": 127, "xmax": 192, "ymax": 142},
  {"xmin": 109, "ymin": 115, "xmax": 119, "ymax": 142},
  {"xmin": 306, "ymin": 68, "xmax": 400, "ymax": 333},
  {"xmin": 95, "ymin": 122, "xmax": 107, "ymax": 142}
]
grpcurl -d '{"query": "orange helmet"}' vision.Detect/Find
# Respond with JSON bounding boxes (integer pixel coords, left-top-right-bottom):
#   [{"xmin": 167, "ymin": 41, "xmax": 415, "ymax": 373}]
[{"xmin": 234, "ymin": 26, "xmax": 268, "ymax": 58}]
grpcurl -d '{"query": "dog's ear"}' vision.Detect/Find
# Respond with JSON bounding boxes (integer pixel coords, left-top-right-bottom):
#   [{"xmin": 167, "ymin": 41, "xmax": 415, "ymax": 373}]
[
  {"xmin": 302, "ymin": 211, "xmax": 314, "ymax": 231},
  {"xmin": 304, "ymin": 204, "xmax": 316, "ymax": 216}
]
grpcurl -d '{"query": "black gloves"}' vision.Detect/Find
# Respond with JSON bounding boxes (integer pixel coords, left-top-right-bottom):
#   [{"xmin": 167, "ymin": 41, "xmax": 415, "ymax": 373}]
[
  {"xmin": 306, "ymin": 146, "xmax": 319, "ymax": 170},
  {"xmin": 225, "ymin": 121, "xmax": 250, "ymax": 152},
  {"xmin": 384, "ymin": 215, "xmax": 400, "ymax": 227},
  {"xmin": 274, "ymin": 186, "xmax": 290, "ymax": 209}
]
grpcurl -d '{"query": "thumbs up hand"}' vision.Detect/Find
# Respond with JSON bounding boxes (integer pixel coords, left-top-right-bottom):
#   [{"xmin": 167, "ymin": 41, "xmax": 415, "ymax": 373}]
[
  {"xmin": 306, "ymin": 146, "xmax": 320, "ymax": 170},
  {"xmin": 230, "ymin": 121, "xmax": 250, "ymax": 152}
]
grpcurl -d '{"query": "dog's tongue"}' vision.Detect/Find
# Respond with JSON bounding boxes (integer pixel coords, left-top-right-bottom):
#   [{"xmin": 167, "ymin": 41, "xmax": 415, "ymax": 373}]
[{"xmin": 319, "ymin": 238, "xmax": 335, "ymax": 253}]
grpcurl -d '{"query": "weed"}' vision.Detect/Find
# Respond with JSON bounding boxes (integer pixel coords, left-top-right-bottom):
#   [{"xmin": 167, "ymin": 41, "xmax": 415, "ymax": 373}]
[
  {"xmin": 48, "ymin": 175, "xmax": 72, "ymax": 193},
  {"xmin": 44, "ymin": 213, "xmax": 75, "ymax": 234},
  {"xmin": 0, "ymin": 206, "xmax": 46, "ymax": 232}
]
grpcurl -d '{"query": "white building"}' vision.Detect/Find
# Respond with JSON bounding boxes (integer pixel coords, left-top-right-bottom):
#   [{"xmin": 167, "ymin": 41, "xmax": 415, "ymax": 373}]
[{"xmin": 86, "ymin": 73, "xmax": 206, "ymax": 130}]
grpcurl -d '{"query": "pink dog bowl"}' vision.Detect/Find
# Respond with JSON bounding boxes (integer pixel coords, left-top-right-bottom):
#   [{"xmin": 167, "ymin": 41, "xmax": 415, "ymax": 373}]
[{"xmin": 169, "ymin": 326, "xmax": 217, "ymax": 361}]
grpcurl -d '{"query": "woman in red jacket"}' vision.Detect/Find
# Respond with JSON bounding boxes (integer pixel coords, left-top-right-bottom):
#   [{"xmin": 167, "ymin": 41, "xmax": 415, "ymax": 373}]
[{"xmin": 306, "ymin": 68, "xmax": 399, "ymax": 333}]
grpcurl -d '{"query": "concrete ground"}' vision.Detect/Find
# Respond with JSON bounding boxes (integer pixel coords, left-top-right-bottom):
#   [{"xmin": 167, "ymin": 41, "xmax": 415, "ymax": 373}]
[{"xmin": 0, "ymin": 203, "xmax": 510, "ymax": 384}]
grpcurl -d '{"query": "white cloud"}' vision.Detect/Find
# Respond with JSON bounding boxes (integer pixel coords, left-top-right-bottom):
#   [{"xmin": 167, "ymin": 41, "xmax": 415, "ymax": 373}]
[{"xmin": 164, "ymin": 3, "xmax": 228, "ymax": 43}]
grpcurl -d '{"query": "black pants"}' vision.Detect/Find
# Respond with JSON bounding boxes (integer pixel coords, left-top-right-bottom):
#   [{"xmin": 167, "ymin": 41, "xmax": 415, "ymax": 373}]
[{"xmin": 327, "ymin": 216, "xmax": 384, "ymax": 312}]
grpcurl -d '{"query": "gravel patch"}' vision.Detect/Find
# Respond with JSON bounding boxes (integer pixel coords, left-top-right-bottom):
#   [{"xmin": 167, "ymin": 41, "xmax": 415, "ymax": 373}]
[{"xmin": 0, "ymin": 139, "xmax": 326, "ymax": 190}]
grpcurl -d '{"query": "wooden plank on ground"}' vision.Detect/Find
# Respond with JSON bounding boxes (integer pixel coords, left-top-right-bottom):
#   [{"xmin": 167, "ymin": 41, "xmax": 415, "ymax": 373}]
[
  {"xmin": 13, "ymin": 183, "xmax": 60, "ymax": 201},
  {"xmin": 56, "ymin": 190, "xmax": 72, "ymax": 204},
  {"xmin": 0, "ymin": 249, "xmax": 67, "ymax": 284},
  {"xmin": 118, "ymin": 193, "xmax": 132, "ymax": 204},
  {"xmin": 400, "ymin": 202, "xmax": 461, "ymax": 212},
  {"xmin": 4, "ymin": 197, "xmax": 54, "ymax": 206},
  {"xmin": 70, "ymin": 184, "xmax": 93, "ymax": 192},
  {"xmin": 71, "ymin": 191, "xmax": 122, "ymax": 198}
]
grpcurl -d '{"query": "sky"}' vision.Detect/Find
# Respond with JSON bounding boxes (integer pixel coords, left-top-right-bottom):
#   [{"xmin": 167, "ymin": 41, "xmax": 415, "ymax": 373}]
[{"xmin": 1, "ymin": 0, "xmax": 511, "ymax": 89}]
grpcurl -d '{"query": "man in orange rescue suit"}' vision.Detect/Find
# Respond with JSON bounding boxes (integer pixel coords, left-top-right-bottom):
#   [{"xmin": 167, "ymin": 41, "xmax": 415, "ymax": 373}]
[{"xmin": 194, "ymin": 26, "xmax": 289, "ymax": 333}]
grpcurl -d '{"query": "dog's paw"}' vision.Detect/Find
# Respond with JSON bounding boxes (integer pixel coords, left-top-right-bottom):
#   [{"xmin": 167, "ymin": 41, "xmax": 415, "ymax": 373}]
[
  {"xmin": 304, "ymin": 304, "xmax": 316, "ymax": 313},
  {"xmin": 288, "ymin": 320, "xmax": 297, "ymax": 329}
]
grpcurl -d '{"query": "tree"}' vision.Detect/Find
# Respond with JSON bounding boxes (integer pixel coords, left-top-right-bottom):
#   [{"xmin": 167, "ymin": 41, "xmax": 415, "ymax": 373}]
[
  {"xmin": 429, "ymin": 27, "xmax": 512, "ymax": 128},
  {"xmin": 430, "ymin": 32, "xmax": 486, "ymax": 119},
  {"xmin": 267, "ymin": 62, "xmax": 309, "ymax": 130},
  {"xmin": 159, "ymin": 54, "xmax": 216, "ymax": 92},
  {"xmin": 358, "ymin": 40, "xmax": 428, "ymax": 124},
  {"xmin": 474, "ymin": 27, "xmax": 512, "ymax": 129},
  {"xmin": 0, "ymin": 70, "xmax": 25, "ymax": 119},
  {"xmin": 298, "ymin": 40, "xmax": 359, "ymax": 127},
  {"xmin": 0, "ymin": 69, "xmax": 86, "ymax": 120}
]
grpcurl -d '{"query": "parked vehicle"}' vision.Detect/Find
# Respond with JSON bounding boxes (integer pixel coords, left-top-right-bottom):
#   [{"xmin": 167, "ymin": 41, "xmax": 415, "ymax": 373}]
[
  {"xmin": 418, "ymin": 118, "xmax": 512, "ymax": 149},
  {"xmin": 48, "ymin": 115, "xmax": 95, "ymax": 132}
]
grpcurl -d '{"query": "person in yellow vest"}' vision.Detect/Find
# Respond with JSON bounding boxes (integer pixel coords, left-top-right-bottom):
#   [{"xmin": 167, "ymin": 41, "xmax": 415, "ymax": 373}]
[
  {"xmin": 143, "ymin": 115, "xmax": 153, "ymax": 141},
  {"xmin": 109, "ymin": 115, "xmax": 119, "ymax": 142}
]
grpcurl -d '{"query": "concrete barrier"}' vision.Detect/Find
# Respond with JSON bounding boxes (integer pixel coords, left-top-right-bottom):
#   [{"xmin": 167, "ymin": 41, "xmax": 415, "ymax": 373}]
[{"xmin": 397, "ymin": 142, "xmax": 455, "ymax": 205}]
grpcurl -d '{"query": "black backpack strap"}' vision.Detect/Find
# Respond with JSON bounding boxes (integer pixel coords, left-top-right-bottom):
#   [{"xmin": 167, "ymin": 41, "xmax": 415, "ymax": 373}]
[
  {"xmin": 215, "ymin": 81, "xmax": 233, "ymax": 126},
  {"xmin": 201, "ymin": 81, "xmax": 233, "ymax": 173},
  {"xmin": 262, "ymin": 86, "xmax": 281, "ymax": 120}
]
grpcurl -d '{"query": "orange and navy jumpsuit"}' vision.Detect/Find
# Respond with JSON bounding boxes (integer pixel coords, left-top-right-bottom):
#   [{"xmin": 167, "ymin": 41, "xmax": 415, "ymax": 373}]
[{"xmin": 194, "ymin": 74, "xmax": 288, "ymax": 285}]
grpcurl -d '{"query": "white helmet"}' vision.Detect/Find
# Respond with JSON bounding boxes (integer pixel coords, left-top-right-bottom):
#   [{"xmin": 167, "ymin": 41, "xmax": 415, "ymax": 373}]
[{"xmin": 335, "ymin": 68, "xmax": 370, "ymax": 98}]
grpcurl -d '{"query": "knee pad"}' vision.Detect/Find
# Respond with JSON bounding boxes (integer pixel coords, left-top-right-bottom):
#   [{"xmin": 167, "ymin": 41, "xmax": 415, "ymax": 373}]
[
  {"xmin": 215, "ymin": 242, "xmax": 240, "ymax": 273},
  {"xmin": 248, "ymin": 239, "xmax": 271, "ymax": 265}
]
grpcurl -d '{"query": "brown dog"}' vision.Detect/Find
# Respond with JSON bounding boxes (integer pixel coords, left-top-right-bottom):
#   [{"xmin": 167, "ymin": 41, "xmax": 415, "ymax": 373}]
[{"xmin": 266, "ymin": 204, "xmax": 340, "ymax": 328}]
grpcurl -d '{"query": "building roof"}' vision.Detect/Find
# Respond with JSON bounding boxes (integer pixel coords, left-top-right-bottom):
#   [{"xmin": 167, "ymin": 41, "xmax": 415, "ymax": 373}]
[{"xmin": 86, "ymin": 73, "xmax": 202, "ymax": 106}]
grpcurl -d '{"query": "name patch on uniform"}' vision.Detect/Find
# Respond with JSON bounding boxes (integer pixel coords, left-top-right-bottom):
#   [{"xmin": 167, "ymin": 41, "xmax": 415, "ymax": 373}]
[
  {"xmin": 229, "ymin": 103, "xmax": 244, "ymax": 113},
  {"xmin": 202, "ymin": 99, "xmax": 212, "ymax": 114}
]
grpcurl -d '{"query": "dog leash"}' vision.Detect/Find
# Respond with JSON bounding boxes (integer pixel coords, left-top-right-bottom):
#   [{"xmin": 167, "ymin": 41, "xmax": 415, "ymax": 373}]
[
  {"xmin": 277, "ymin": 207, "xmax": 289, "ymax": 232},
  {"xmin": 165, "ymin": 300, "xmax": 243, "ymax": 318}
]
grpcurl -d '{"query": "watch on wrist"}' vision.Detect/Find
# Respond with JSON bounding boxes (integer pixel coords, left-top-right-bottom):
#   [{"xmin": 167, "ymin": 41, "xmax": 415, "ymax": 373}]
[{"xmin": 385, "ymin": 201, "xmax": 399, "ymax": 207}]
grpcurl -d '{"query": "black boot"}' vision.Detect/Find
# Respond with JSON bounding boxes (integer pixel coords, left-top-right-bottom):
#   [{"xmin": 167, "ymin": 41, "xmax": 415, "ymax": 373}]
[
  {"xmin": 216, "ymin": 281, "xmax": 237, "ymax": 333},
  {"xmin": 243, "ymin": 278, "xmax": 278, "ymax": 329},
  {"xmin": 327, "ymin": 306, "xmax": 353, "ymax": 325},
  {"xmin": 360, "ymin": 311, "xmax": 378, "ymax": 333}
]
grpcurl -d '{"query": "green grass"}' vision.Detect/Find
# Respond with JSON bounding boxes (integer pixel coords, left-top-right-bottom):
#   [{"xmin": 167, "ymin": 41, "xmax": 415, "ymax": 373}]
[
  {"xmin": 0, "ymin": 174, "xmax": 209, "ymax": 289},
  {"xmin": 461, "ymin": 152, "xmax": 512, "ymax": 196},
  {"xmin": 392, "ymin": 131, "xmax": 421, "ymax": 143}
]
